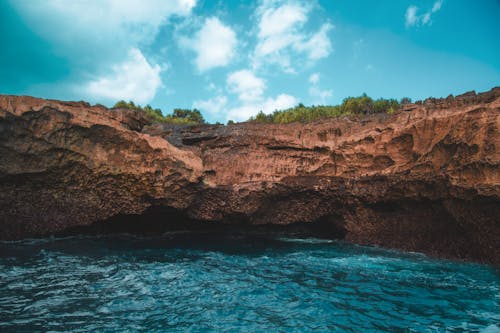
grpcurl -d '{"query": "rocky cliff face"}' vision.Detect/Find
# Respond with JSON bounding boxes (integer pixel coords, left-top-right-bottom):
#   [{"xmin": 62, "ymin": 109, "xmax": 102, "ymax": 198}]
[{"xmin": 1, "ymin": 88, "xmax": 499, "ymax": 264}]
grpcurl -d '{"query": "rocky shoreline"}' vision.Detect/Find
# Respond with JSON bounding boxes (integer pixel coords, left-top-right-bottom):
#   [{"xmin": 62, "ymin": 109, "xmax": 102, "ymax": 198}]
[{"xmin": 1, "ymin": 88, "xmax": 499, "ymax": 264}]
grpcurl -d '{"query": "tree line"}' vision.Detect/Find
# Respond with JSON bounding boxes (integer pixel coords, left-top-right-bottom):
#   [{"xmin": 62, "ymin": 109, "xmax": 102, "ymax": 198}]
[
  {"xmin": 114, "ymin": 93, "xmax": 411, "ymax": 126},
  {"xmin": 249, "ymin": 94, "xmax": 412, "ymax": 124},
  {"xmin": 113, "ymin": 100, "xmax": 205, "ymax": 125}
]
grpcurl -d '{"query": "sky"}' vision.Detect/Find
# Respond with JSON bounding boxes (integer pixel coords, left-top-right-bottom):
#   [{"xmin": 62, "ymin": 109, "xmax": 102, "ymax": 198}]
[{"xmin": 0, "ymin": 0, "xmax": 499, "ymax": 123}]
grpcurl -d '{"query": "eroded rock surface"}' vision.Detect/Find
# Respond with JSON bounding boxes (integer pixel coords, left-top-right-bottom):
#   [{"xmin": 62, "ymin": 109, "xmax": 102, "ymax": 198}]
[{"xmin": 1, "ymin": 88, "xmax": 499, "ymax": 264}]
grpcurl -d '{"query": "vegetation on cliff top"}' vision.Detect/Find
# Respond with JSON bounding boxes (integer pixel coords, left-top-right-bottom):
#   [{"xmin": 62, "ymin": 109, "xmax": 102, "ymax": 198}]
[
  {"xmin": 114, "ymin": 93, "xmax": 410, "ymax": 126},
  {"xmin": 113, "ymin": 100, "xmax": 205, "ymax": 125},
  {"xmin": 249, "ymin": 94, "xmax": 411, "ymax": 124}
]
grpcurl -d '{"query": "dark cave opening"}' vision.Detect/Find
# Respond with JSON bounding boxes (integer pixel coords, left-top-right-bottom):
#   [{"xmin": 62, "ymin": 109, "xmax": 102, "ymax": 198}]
[
  {"xmin": 307, "ymin": 214, "xmax": 348, "ymax": 239},
  {"xmin": 58, "ymin": 206, "xmax": 210, "ymax": 236},
  {"xmin": 58, "ymin": 206, "xmax": 348, "ymax": 241}
]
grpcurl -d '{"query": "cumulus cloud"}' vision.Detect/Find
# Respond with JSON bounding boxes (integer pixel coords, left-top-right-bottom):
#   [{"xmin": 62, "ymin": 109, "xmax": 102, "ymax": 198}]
[
  {"xmin": 85, "ymin": 48, "xmax": 162, "ymax": 104},
  {"xmin": 308, "ymin": 73, "xmax": 332, "ymax": 105},
  {"xmin": 194, "ymin": 69, "xmax": 298, "ymax": 121},
  {"xmin": 9, "ymin": 0, "xmax": 196, "ymax": 103},
  {"xmin": 227, "ymin": 94, "xmax": 297, "ymax": 122},
  {"xmin": 227, "ymin": 70, "xmax": 266, "ymax": 102},
  {"xmin": 309, "ymin": 87, "xmax": 332, "ymax": 105},
  {"xmin": 258, "ymin": 3, "xmax": 308, "ymax": 39},
  {"xmin": 182, "ymin": 17, "xmax": 237, "ymax": 72},
  {"xmin": 253, "ymin": 0, "xmax": 333, "ymax": 72},
  {"xmin": 262, "ymin": 94, "xmax": 298, "ymax": 113},
  {"xmin": 405, "ymin": 0, "xmax": 443, "ymax": 28},
  {"xmin": 294, "ymin": 23, "xmax": 334, "ymax": 61},
  {"xmin": 10, "ymin": 0, "xmax": 196, "ymax": 62},
  {"xmin": 256, "ymin": 3, "xmax": 307, "ymax": 57},
  {"xmin": 193, "ymin": 95, "xmax": 228, "ymax": 116},
  {"xmin": 224, "ymin": 69, "xmax": 297, "ymax": 121}
]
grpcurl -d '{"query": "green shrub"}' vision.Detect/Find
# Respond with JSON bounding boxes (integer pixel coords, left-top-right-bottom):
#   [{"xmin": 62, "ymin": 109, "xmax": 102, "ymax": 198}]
[
  {"xmin": 247, "ymin": 94, "xmax": 401, "ymax": 124},
  {"xmin": 112, "ymin": 101, "xmax": 205, "ymax": 125},
  {"xmin": 172, "ymin": 109, "xmax": 205, "ymax": 124}
]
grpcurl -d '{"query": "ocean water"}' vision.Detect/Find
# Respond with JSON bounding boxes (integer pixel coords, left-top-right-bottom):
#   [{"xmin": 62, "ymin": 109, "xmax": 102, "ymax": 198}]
[{"xmin": 0, "ymin": 232, "xmax": 499, "ymax": 332}]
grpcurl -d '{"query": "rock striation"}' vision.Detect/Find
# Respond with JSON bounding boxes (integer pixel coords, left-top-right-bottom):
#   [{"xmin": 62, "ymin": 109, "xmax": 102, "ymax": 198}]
[{"xmin": 1, "ymin": 88, "xmax": 499, "ymax": 264}]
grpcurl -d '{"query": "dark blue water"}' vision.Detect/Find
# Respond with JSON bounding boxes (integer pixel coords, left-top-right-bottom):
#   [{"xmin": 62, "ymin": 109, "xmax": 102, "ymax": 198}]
[{"xmin": 1, "ymin": 233, "xmax": 499, "ymax": 332}]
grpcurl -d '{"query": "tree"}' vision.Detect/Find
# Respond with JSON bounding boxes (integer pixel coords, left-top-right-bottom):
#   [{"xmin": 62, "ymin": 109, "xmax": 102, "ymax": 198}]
[
  {"xmin": 113, "ymin": 100, "xmax": 128, "ymax": 109},
  {"xmin": 400, "ymin": 97, "xmax": 412, "ymax": 105},
  {"xmin": 172, "ymin": 108, "xmax": 205, "ymax": 124},
  {"xmin": 253, "ymin": 110, "xmax": 272, "ymax": 123}
]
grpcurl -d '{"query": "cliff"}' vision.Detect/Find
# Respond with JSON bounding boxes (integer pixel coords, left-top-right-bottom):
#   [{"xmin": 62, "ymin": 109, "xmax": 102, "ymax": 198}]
[{"xmin": 1, "ymin": 88, "xmax": 499, "ymax": 264}]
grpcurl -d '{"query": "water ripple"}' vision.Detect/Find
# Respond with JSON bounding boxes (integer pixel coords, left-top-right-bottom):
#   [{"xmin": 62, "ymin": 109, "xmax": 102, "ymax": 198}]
[{"xmin": 0, "ymin": 233, "xmax": 499, "ymax": 332}]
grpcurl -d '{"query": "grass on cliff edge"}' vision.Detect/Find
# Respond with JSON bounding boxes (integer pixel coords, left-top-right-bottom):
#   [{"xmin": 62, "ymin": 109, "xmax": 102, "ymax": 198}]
[
  {"xmin": 113, "ymin": 100, "xmax": 206, "ymax": 125},
  {"xmin": 114, "ymin": 94, "xmax": 411, "ymax": 126}
]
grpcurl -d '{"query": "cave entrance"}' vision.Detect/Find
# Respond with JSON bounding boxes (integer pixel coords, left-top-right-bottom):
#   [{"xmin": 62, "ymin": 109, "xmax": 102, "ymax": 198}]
[
  {"xmin": 59, "ymin": 206, "xmax": 209, "ymax": 236},
  {"xmin": 59, "ymin": 207, "xmax": 348, "ymax": 241},
  {"xmin": 304, "ymin": 214, "xmax": 348, "ymax": 239}
]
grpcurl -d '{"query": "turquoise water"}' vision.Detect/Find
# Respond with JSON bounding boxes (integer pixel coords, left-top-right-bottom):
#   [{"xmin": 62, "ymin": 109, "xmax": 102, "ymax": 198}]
[{"xmin": 0, "ymin": 232, "xmax": 499, "ymax": 332}]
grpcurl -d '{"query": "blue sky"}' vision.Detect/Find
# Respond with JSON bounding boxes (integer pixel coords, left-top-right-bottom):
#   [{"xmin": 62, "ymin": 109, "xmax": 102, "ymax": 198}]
[{"xmin": 0, "ymin": 0, "xmax": 499, "ymax": 123}]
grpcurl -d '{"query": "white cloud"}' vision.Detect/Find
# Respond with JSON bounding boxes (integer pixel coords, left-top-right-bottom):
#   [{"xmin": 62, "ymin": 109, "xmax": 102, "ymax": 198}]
[
  {"xmin": 10, "ymin": 0, "xmax": 196, "ymax": 60},
  {"xmin": 189, "ymin": 67, "xmax": 300, "ymax": 122},
  {"xmin": 258, "ymin": 3, "xmax": 308, "ymax": 39},
  {"xmin": 226, "ymin": 105, "xmax": 259, "ymax": 122},
  {"xmin": 227, "ymin": 94, "xmax": 297, "ymax": 121},
  {"xmin": 307, "ymin": 72, "xmax": 332, "ymax": 105},
  {"xmin": 295, "ymin": 23, "xmax": 333, "ymax": 60},
  {"xmin": 85, "ymin": 48, "xmax": 162, "ymax": 104},
  {"xmin": 309, "ymin": 87, "xmax": 332, "ymax": 105},
  {"xmin": 253, "ymin": 0, "xmax": 333, "ymax": 72},
  {"xmin": 183, "ymin": 17, "xmax": 237, "ymax": 71},
  {"xmin": 10, "ymin": 0, "xmax": 196, "ymax": 103},
  {"xmin": 405, "ymin": 6, "xmax": 419, "ymax": 27},
  {"xmin": 227, "ymin": 70, "xmax": 266, "ymax": 102},
  {"xmin": 193, "ymin": 95, "xmax": 228, "ymax": 116},
  {"xmin": 432, "ymin": 0, "xmax": 443, "ymax": 12},
  {"xmin": 224, "ymin": 69, "xmax": 297, "ymax": 121},
  {"xmin": 255, "ymin": 3, "xmax": 307, "ymax": 59},
  {"xmin": 405, "ymin": 0, "xmax": 443, "ymax": 28},
  {"xmin": 309, "ymin": 73, "xmax": 320, "ymax": 84},
  {"xmin": 421, "ymin": 12, "xmax": 431, "ymax": 25},
  {"xmin": 190, "ymin": 69, "xmax": 297, "ymax": 121},
  {"xmin": 262, "ymin": 94, "xmax": 298, "ymax": 113}
]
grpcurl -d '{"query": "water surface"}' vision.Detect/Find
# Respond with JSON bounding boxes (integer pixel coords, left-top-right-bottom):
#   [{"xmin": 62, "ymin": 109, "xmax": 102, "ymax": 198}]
[{"xmin": 1, "ymin": 233, "xmax": 499, "ymax": 332}]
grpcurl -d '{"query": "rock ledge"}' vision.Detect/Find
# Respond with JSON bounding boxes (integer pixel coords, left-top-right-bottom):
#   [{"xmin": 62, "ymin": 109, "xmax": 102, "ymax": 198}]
[{"xmin": 1, "ymin": 89, "xmax": 499, "ymax": 264}]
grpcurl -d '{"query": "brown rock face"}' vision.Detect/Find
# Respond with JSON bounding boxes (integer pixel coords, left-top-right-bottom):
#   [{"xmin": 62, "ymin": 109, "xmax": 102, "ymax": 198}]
[{"xmin": 1, "ymin": 89, "xmax": 499, "ymax": 264}]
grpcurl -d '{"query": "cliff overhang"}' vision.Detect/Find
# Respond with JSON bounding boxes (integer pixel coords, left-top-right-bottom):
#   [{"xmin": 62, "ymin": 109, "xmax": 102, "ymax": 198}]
[{"xmin": 1, "ymin": 88, "xmax": 499, "ymax": 264}]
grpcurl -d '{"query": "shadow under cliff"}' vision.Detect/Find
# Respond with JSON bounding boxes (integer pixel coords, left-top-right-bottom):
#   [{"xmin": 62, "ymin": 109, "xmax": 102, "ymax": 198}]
[
  {"xmin": 54, "ymin": 197, "xmax": 500, "ymax": 266},
  {"xmin": 57, "ymin": 206, "xmax": 349, "ymax": 240}
]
